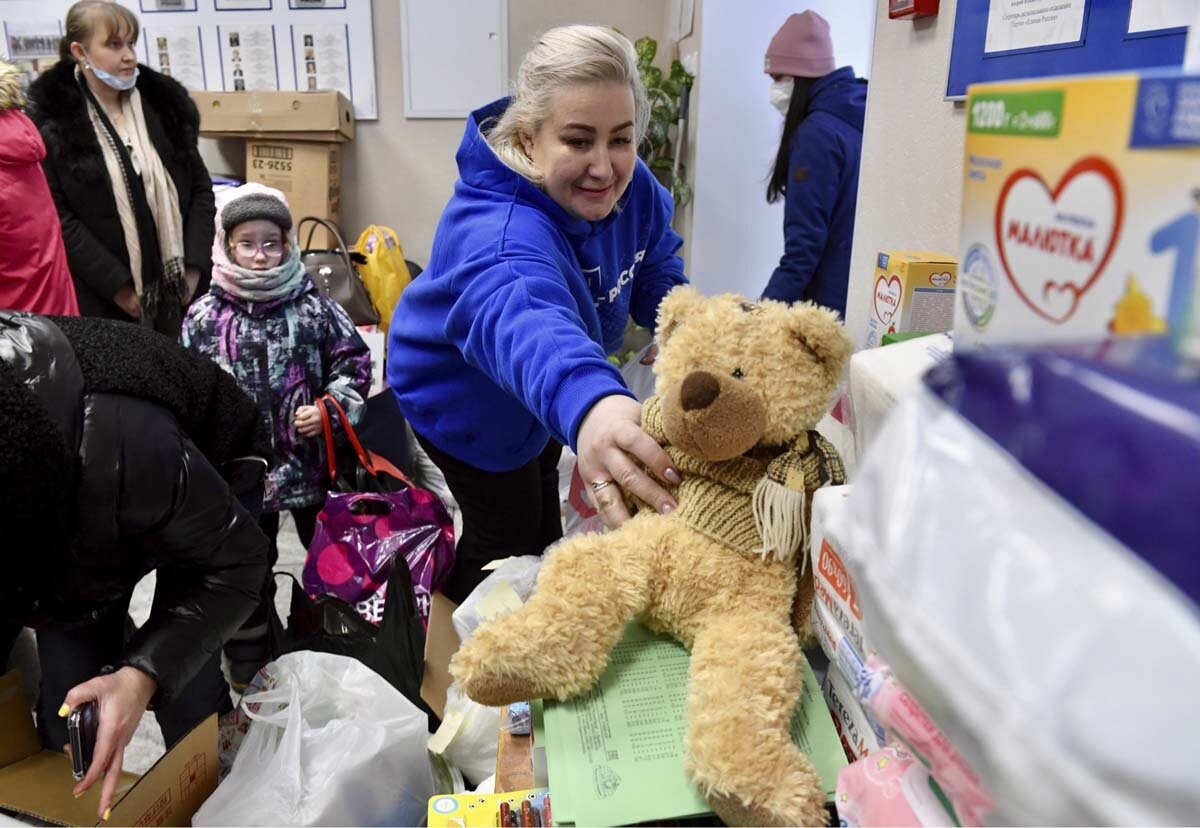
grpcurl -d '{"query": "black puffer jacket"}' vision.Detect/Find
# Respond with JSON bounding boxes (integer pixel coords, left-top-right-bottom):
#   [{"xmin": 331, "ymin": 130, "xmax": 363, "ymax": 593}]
[
  {"xmin": 26, "ymin": 60, "xmax": 215, "ymax": 322},
  {"xmin": 0, "ymin": 313, "xmax": 268, "ymax": 704}
]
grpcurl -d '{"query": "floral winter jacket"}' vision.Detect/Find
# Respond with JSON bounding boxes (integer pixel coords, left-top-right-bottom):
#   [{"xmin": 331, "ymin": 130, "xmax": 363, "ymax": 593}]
[{"xmin": 182, "ymin": 276, "xmax": 371, "ymax": 512}]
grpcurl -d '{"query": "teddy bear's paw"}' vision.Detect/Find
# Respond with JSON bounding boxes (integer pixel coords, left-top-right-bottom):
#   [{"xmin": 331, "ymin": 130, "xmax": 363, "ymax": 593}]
[
  {"xmin": 707, "ymin": 788, "xmax": 828, "ymax": 828},
  {"xmin": 449, "ymin": 635, "xmax": 541, "ymax": 707},
  {"xmin": 459, "ymin": 668, "xmax": 537, "ymax": 708}
]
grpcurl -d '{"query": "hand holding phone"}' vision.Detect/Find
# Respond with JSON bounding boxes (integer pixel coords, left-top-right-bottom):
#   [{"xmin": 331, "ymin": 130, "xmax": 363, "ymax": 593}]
[
  {"xmin": 62, "ymin": 666, "xmax": 157, "ymax": 820},
  {"xmin": 67, "ymin": 701, "xmax": 99, "ymax": 781}
]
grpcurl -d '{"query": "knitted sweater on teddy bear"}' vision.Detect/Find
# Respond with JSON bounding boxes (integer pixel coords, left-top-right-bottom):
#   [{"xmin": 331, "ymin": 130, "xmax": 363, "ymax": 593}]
[{"xmin": 641, "ymin": 394, "xmax": 845, "ymax": 562}]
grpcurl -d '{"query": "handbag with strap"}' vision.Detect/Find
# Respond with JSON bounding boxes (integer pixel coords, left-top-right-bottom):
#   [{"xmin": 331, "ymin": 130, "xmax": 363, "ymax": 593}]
[
  {"xmin": 298, "ymin": 216, "xmax": 380, "ymax": 326},
  {"xmin": 304, "ymin": 395, "xmax": 455, "ymax": 628}
]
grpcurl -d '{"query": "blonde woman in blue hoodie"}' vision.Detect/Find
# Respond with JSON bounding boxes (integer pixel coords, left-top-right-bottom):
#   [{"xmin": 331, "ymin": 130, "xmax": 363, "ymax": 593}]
[{"xmin": 388, "ymin": 26, "xmax": 689, "ymax": 601}]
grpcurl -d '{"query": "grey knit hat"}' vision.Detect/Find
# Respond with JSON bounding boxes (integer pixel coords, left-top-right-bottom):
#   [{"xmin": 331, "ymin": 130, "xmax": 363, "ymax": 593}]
[{"xmin": 221, "ymin": 190, "xmax": 293, "ymax": 235}]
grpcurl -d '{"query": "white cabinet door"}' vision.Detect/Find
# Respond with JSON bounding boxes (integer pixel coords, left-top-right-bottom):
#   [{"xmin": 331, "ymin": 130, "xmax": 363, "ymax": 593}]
[{"xmin": 403, "ymin": 0, "xmax": 508, "ymax": 118}]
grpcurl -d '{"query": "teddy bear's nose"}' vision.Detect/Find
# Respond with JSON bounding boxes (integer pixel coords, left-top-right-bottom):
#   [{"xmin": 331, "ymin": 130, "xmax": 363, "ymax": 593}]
[{"xmin": 681, "ymin": 371, "xmax": 721, "ymax": 411}]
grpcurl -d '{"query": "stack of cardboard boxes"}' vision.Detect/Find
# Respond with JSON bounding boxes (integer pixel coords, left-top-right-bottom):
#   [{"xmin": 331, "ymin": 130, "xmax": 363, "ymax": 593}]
[{"xmin": 191, "ymin": 90, "xmax": 354, "ymax": 248}]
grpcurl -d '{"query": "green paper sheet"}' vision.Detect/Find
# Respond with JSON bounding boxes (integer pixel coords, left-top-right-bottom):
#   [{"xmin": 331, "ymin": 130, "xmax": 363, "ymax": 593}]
[{"xmin": 541, "ymin": 621, "xmax": 846, "ymax": 826}]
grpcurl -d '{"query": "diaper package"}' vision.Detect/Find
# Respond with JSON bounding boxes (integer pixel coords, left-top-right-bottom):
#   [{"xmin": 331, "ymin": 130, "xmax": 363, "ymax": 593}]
[{"xmin": 841, "ymin": 341, "xmax": 1200, "ymax": 825}]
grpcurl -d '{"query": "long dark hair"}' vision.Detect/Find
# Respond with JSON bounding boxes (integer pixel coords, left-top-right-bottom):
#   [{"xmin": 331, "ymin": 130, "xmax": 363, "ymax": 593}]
[{"xmin": 766, "ymin": 76, "xmax": 816, "ymax": 204}]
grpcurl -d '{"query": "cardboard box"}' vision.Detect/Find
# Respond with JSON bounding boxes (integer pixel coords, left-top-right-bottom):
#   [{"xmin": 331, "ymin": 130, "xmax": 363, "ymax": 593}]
[
  {"xmin": 863, "ymin": 250, "xmax": 957, "ymax": 349},
  {"xmin": 191, "ymin": 90, "xmax": 354, "ymax": 141},
  {"xmin": 957, "ymin": 71, "xmax": 1200, "ymax": 348},
  {"xmin": 0, "ymin": 670, "xmax": 216, "ymax": 827},
  {"xmin": 421, "ymin": 592, "xmax": 460, "ymax": 721},
  {"xmin": 245, "ymin": 140, "xmax": 342, "ymax": 249}
]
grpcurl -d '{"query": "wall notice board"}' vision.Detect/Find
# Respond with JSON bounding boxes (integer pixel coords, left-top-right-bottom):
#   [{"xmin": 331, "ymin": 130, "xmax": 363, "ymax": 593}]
[
  {"xmin": 0, "ymin": 0, "xmax": 378, "ymax": 119},
  {"xmin": 947, "ymin": 0, "xmax": 1194, "ymax": 99}
]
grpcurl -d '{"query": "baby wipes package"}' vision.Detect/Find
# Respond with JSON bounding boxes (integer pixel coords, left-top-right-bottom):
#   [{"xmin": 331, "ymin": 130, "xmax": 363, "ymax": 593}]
[
  {"xmin": 823, "ymin": 666, "xmax": 884, "ymax": 762},
  {"xmin": 809, "ymin": 486, "xmax": 870, "ymax": 663},
  {"xmin": 957, "ymin": 71, "xmax": 1200, "ymax": 348}
]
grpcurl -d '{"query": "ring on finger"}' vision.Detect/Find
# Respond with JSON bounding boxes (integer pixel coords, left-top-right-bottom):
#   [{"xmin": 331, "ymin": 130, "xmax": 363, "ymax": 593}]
[{"xmin": 590, "ymin": 479, "xmax": 615, "ymax": 493}]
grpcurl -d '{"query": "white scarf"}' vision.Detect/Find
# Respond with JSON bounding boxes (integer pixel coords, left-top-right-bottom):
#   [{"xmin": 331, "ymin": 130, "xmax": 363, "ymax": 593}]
[{"xmin": 80, "ymin": 70, "xmax": 187, "ymax": 302}]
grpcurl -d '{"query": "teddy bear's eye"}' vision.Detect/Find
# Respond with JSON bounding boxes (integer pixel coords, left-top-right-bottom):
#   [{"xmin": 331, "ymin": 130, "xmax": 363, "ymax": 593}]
[{"xmin": 731, "ymin": 367, "xmax": 745, "ymax": 380}]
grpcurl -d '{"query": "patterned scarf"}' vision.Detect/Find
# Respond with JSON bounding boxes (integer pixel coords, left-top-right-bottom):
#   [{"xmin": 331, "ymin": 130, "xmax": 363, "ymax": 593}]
[{"xmin": 640, "ymin": 395, "xmax": 845, "ymax": 563}]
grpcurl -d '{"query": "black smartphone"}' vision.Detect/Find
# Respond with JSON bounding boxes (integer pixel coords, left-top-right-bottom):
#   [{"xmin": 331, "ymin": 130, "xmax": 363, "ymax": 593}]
[{"xmin": 67, "ymin": 701, "xmax": 99, "ymax": 781}]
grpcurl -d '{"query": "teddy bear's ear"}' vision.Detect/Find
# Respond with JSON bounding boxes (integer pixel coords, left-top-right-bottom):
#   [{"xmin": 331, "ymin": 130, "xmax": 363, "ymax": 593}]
[
  {"xmin": 655, "ymin": 285, "xmax": 706, "ymax": 345},
  {"xmin": 788, "ymin": 302, "xmax": 854, "ymax": 377}
]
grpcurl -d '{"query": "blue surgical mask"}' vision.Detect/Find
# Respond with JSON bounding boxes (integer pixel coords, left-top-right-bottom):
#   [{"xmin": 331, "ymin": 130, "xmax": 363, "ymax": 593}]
[{"xmin": 85, "ymin": 55, "xmax": 139, "ymax": 92}]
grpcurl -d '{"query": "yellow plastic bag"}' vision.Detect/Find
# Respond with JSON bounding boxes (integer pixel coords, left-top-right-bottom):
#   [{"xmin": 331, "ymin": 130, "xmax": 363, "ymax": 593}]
[{"xmin": 354, "ymin": 225, "xmax": 413, "ymax": 333}]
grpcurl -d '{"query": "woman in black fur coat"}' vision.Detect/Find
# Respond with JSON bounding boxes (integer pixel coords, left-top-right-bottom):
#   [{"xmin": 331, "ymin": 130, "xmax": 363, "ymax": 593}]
[
  {"xmin": 26, "ymin": 1, "xmax": 215, "ymax": 337},
  {"xmin": 0, "ymin": 311, "xmax": 270, "ymax": 821}
]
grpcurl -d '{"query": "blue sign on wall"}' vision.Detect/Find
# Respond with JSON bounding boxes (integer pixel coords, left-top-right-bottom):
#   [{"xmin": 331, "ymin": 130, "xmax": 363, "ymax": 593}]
[{"xmin": 947, "ymin": 0, "xmax": 1189, "ymax": 99}]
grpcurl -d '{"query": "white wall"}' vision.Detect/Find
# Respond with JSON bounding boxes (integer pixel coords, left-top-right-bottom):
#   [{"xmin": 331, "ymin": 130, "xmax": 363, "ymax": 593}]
[
  {"xmin": 199, "ymin": 0, "xmax": 669, "ymax": 269},
  {"xmin": 685, "ymin": 0, "xmax": 875, "ymax": 298},
  {"xmin": 844, "ymin": 0, "xmax": 965, "ymax": 346}
]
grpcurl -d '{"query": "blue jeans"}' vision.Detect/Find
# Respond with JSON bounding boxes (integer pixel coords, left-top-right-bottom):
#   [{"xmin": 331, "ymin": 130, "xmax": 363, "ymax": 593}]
[{"xmin": 36, "ymin": 599, "xmax": 232, "ymax": 751}]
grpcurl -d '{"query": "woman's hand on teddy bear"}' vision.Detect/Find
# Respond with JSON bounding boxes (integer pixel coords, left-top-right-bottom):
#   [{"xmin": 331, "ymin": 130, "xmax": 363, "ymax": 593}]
[{"xmin": 576, "ymin": 394, "xmax": 680, "ymax": 529}]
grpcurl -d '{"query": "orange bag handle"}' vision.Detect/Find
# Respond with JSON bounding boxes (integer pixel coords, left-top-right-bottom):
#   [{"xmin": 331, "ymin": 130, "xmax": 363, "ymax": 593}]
[{"xmin": 316, "ymin": 395, "xmax": 416, "ymax": 489}]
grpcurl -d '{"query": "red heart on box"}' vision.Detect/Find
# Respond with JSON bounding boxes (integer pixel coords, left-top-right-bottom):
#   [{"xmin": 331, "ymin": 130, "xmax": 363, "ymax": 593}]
[
  {"xmin": 993, "ymin": 156, "xmax": 1124, "ymax": 324},
  {"xmin": 872, "ymin": 274, "xmax": 902, "ymax": 324}
]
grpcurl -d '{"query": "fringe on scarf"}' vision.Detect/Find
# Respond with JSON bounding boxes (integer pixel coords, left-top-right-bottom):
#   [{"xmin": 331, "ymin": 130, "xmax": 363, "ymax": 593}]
[{"xmin": 752, "ymin": 476, "xmax": 808, "ymax": 564}]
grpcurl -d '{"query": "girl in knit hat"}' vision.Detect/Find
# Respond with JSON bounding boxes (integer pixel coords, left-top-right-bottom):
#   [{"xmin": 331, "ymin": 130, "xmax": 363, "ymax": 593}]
[
  {"xmin": 761, "ymin": 10, "xmax": 867, "ymax": 317},
  {"xmin": 182, "ymin": 183, "xmax": 370, "ymax": 686}
]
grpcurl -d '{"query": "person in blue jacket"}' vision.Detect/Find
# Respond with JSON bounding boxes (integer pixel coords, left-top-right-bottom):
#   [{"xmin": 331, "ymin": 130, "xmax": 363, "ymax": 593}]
[
  {"xmin": 387, "ymin": 25, "xmax": 687, "ymax": 603},
  {"xmin": 761, "ymin": 11, "xmax": 867, "ymax": 318}
]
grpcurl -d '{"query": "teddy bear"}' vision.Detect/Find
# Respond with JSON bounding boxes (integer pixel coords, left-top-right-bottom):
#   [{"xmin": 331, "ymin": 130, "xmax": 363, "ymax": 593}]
[{"xmin": 450, "ymin": 287, "xmax": 852, "ymax": 827}]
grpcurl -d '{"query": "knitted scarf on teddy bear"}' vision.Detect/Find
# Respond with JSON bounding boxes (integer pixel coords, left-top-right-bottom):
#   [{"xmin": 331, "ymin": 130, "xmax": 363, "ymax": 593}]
[{"xmin": 641, "ymin": 394, "xmax": 844, "ymax": 563}]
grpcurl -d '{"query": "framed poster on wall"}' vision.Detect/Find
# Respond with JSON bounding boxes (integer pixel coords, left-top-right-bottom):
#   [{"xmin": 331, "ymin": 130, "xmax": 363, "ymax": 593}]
[{"xmin": 947, "ymin": 0, "xmax": 1193, "ymax": 99}]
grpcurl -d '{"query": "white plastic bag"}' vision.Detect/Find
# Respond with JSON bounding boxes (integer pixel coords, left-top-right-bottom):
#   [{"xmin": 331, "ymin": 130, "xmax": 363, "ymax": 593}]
[
  {"xmin": 194, "ymin": 652, "xmax": 434, "ymax": 827},
  {"xmin": 452, "ymin": 555, "xmax": 542, "ymax": 643},
  {"xmin": 841, "ymin": 385, "xmax": 1200, "ymax": 826},
  {"xmin": 619, "ymin": 342, "xmax": 658, "ymax": 402},
  {"xmin": 427, "ymin": 682, "xmax": 503, "ymax": 787}
]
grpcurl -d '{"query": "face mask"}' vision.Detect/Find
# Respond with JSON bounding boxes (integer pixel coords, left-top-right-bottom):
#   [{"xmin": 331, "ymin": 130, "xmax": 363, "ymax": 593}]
[
  {"xmin": 83, "ymin": 52, "xmax": 139, "ymax": 92},
  {"xmin": 769, "ymin": 77, "xmax": 794, "ymax": 116}
]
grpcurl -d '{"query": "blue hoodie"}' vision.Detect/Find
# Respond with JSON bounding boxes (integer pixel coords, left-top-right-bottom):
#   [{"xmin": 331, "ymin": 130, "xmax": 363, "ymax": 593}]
[
  {"xmin": 761, "ymin": 67, "xmax": 867, "ymax": 317},
  {"xmin": 386, "ymin": 98, "xmax": 687, "ymax": 472}
]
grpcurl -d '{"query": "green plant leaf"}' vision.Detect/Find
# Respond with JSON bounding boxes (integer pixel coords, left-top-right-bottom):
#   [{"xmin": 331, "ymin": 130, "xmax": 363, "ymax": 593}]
[
  {"xmin": 645, "ymin": 116, "xmax": 669, "ymax": 152},
  {"xmin": 661, "ymin": 79, "xmax": 680, "ymax": 98},
  {"xmin": 669, "ymin": 59, "xmax": 694, "ymax": 85},
  {"xmin": 635, "ymin": 37, "xmax": 657, "ymax": 69},
  {"xmin": 642, "ymin": 65, "xmax": 662, "ymax": 89},
  {"xmin": 649, "ymin": 157, "xmax": 673, "ymax": 172},
  {"xmin": 671, "ymin": 178, "xmax": 693, "ymax": 209}
]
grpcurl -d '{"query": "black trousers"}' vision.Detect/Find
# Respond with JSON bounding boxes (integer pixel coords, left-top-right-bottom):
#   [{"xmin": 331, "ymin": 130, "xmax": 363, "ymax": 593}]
[
  {"xmin": 258, "ymin": 505, "xmax": 321, "ymax": 564},
  {"xmin": 36, "ymin": 601, "xmax": 231, "ymax": 751},
  {"xmin": 223, "ymin": 505, "xmax": 321, "ymax": 684},
  {"xmin": 416, "ymin": 432, "xmax": 563, "ymax": 604}
]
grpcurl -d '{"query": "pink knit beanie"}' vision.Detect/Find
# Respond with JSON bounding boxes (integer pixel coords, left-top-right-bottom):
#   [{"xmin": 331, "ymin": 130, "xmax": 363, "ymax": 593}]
[{"xmin": 764, "ymin": 11, "xmax": 835, "ymax": 78}]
